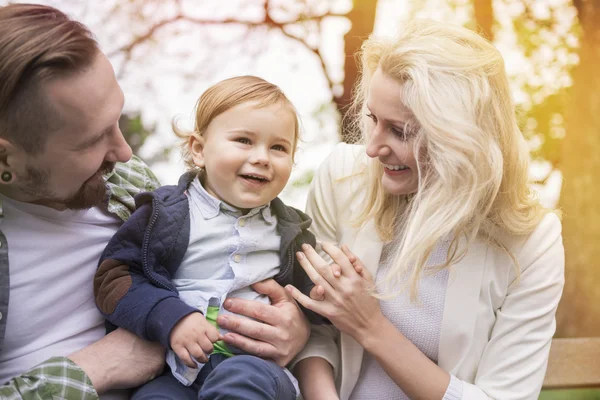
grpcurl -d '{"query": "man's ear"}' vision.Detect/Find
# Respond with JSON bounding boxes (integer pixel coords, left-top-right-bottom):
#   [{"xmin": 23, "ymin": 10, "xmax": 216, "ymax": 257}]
[
  {"xmin": 0, "ymin": 138, "xmax": 23, "ymax": 184},
  {"xmin": 189, "ymin": 132, "xmax": 206, "ymax": 169}
]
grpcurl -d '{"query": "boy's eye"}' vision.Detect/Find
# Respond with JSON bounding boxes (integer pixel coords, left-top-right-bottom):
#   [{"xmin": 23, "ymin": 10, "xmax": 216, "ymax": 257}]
[
  {"xmin": 235, "ymin": 137, "xmax": 251, "ymax": 144},
  {"xmin": 271, "ymin": 144, "xmax": 288, "ymax": 152}
]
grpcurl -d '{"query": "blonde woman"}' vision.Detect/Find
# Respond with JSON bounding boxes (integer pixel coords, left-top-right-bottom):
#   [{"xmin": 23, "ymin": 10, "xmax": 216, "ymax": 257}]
[{"xmin": 287, "ymin": 20, "xmax": 565, "ymax": 400}]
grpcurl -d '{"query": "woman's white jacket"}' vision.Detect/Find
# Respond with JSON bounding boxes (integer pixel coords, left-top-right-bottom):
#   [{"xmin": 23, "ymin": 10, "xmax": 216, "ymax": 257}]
[{"xmin": 294, "ymin": 143, "xmax": 565, "ymax": 400}]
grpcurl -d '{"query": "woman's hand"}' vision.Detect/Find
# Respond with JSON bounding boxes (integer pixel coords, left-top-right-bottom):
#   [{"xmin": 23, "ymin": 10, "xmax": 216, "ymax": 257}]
[
  {"xmin": 289, "ymin": 244, "xmax": 452, "ymax": 399},
  {"xmin": 286, "ymin": 243, "xmax": 386, "ymax": 345}
]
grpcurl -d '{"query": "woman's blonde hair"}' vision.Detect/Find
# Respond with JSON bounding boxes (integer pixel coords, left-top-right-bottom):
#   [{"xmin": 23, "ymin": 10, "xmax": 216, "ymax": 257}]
[
  {"xmin": 351, "ymin": 20, "xmax": 552, "ymax": 299},
  {"xmin": 174, "ymin": 75, "xmax": 300, "ymax": 170}
]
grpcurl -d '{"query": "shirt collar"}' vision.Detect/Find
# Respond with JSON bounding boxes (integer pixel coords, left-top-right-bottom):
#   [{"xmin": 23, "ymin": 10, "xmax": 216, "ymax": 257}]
[{"xmin": 189, "ymin": 176, "xmax": 274, "ymax": 222}]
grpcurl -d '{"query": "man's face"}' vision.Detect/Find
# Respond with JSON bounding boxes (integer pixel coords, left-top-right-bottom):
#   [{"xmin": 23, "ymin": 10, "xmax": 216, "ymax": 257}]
[{"xmin": 12, "ymin": 53, "xmax": 132, "ymax": 210}]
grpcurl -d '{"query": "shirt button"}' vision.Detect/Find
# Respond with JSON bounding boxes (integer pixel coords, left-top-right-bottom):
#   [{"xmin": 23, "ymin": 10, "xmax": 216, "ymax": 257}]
[
  {"xmin": 0, "ymin": 311, "xmax": 3, "ymax": 321},
  {"xmin": 233, "ymin": 254, "xmax": 241, "ymax": 263},
  {"xmin": 239, "ymin": 219, "xmax": 246, "ymax": 227}
]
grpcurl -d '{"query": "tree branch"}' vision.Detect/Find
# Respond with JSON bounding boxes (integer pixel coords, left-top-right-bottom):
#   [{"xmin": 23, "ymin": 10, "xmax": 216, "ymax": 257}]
[
  {"xmin": 107, "ymin": 8, "xmax": 346, "ymax": 101},
  {"xmin": 278, "ymin": 28, "xmax": 336, "ymax": 95}
]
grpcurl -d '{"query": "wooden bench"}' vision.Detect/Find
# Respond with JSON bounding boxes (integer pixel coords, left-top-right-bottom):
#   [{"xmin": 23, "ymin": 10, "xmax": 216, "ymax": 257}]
[{"xmin": 543, "ymin": 337, "xmax": 600, "ymax": 389}]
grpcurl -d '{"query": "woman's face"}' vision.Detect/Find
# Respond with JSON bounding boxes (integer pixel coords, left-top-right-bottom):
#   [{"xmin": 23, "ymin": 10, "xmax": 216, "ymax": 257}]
[{"xmin": 364, "ymin": 69, "xmax": 420, "ymax": 196}]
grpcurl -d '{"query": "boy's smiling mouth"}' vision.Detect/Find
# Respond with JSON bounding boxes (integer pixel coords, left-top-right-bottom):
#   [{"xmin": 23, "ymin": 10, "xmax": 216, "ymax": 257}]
[
  {"xmin": 239, "ymin": 173, "xmax": 272, "ymax": 188},
  {"xmin": 239, "ymin": 173, "xmax": 270, "ymax": 183}
]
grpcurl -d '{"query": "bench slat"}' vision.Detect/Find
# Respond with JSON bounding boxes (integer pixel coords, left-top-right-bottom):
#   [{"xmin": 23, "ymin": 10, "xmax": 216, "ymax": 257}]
[{"xmin": 543, "ymin": 337, "xmax": 600, "ymax": 389}]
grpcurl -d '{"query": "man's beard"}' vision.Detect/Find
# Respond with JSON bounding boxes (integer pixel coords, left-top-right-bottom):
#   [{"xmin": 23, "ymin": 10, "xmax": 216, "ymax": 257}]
[{"xmin": 20, "ymin": 161, "xmax": 116, "ymax": 210}]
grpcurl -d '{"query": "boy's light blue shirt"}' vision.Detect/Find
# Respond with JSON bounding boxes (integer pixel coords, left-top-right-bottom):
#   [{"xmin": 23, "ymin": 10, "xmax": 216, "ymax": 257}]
[{"xmin": 167, "ymin": 177, "xmax": 283, "ymax": 385}]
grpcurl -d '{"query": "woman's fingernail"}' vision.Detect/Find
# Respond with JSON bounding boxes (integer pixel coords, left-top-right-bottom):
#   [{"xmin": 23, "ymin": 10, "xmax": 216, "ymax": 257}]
[
  {"xmin": 302, "ymin": 243, "xmax": 310, "ymax": 251},
  {"xmin": 223, "ymin": 299, "xmax": 233, "ymax": 308},
  {"xmin": 296, "ymin": 251, "xmax": 304, "ymax": 260}
]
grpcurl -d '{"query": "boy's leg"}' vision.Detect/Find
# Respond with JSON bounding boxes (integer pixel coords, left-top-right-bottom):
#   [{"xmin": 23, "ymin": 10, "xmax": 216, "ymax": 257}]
[
  {"xmin": 132, "ymin": 370, "xmax": 197, "ymax": 400},
  {"xmin": 197, "ymin": 355, "xmax": 297, "ymax": 400}
]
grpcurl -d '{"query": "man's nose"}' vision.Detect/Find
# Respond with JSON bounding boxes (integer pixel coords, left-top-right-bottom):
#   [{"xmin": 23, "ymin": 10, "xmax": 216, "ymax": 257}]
[{"xmin": 105, "ymin": 128, "xmax": 133, "ymax": 163}]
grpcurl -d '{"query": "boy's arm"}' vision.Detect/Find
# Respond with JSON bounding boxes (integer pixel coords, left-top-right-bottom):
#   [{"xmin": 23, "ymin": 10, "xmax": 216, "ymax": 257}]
[
  {"xmin": 294, "ymin": 357, "xmax": 338, "ymax": 400},
  {"xmin": 94, "ymin": 202, "xmax": 197, "ymax": 348}
]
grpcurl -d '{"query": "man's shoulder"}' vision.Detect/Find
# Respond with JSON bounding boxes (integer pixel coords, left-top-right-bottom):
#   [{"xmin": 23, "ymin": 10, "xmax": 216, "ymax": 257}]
[
  {"xmin": 111, "ymin": 155, "xmax": 160, "ymax": 192},
  {"xmin": 106, "ymin": 155, "xmax": 161, "ymax": 221}
]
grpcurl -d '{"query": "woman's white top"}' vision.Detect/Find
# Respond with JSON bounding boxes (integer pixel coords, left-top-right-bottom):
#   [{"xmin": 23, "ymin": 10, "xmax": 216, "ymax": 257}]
[{"xmin": 349, "ymin": 238, "xmax": 454, "ymax": 399}]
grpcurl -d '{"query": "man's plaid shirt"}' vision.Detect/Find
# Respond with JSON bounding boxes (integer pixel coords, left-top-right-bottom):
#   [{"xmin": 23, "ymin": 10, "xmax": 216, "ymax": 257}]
[{"xmin": 0, "ymin": 155, "xmax": 160, "ymax": 400}]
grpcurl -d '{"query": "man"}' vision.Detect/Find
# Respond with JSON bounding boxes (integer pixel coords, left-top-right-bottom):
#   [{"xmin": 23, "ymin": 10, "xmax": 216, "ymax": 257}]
[{"xmin": 0, "ymin": 4, "xmax": 310, "ymax": 399}]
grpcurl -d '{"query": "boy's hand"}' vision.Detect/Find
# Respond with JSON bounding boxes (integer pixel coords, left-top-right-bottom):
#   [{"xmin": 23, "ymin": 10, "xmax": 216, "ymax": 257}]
[{"xmin": 170, "ymin": 312, "xmax": 221, "ymax": 367}]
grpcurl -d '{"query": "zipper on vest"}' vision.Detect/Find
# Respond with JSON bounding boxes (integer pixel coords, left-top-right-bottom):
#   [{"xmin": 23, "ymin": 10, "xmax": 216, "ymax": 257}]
[{"xmin": 142, "ymin": 198, "xmax": 173, "ymax": 291}]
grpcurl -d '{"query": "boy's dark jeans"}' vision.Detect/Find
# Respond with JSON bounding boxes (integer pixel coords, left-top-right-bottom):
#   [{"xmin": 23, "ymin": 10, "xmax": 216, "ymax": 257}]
[{"xmin": 132, "ymin": 354, "xmax": 297, "ymax": 399}]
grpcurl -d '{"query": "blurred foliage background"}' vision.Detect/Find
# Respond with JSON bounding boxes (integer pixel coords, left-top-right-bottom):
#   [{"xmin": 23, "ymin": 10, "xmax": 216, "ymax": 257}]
[{"xmin": 4, "ymin": 0, "xmax": 599, "ymax": 397}]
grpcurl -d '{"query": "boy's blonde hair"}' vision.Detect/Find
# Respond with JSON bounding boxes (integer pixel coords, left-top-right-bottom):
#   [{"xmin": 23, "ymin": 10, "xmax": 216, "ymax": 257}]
[
  {"xmin": 351, "ymin": 20, "xmax": 552, "ymax": 299},
  {"xmin": 174, "ymin": 75, "xmax": 300, "ymax": 170}
]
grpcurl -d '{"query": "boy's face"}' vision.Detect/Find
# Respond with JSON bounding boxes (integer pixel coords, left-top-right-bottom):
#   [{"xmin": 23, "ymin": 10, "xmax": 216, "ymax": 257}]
[{"xmin": 190, "ymin": 101, "xmax": 296, "ymax": 211}]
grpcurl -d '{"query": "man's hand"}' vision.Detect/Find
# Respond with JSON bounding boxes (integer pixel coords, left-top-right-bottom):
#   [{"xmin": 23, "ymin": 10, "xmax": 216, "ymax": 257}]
[
  {"xmin": 68, "ymin": 328, "xmax": 165, "ymax": 394},
  {"xmin": 170, "ymin": 312, "xmax": 221, "ymax": 367},
  {"xmin": 217, "ymin": 279, "xmax": 310, "ymax": 367}
]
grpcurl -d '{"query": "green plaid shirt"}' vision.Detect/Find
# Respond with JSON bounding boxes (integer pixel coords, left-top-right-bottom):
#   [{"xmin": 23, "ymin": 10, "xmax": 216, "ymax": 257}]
[{"xmin": 0, "ymin": 155, "xmax": 160, "ymax": 400}]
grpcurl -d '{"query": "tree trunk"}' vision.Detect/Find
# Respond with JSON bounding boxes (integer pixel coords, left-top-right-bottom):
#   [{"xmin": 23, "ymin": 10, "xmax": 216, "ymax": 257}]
[
  {"xmin": 336, "ymin": 0, "xmax": 378, "ymax": 142},
  {"xmin": 556, "ymin": 0, "xmax": 600, "ymax": 337},
  {"xmin": 473, "ymin": 0, "xmax": 494, "ymax": 41}
]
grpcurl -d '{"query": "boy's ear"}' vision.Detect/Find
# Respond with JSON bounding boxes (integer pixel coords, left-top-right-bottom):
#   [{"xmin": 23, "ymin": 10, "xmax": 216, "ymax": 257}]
[{"xmin": 189, "ymin": 132, "xmax": 206, "ymax": 169}]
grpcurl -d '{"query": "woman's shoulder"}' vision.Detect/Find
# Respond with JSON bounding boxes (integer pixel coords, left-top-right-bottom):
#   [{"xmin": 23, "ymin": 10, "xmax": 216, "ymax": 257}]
[
  {"xmin": 321, "ymin": 142, "xmax": 367, "ymax": 180},
  {"xmin": 506, "ymin": 212, "xmax": 561, "ymax": 249},
  {"xmin": 496, "ymin": 212, "xmax": 563, "ymax": 271},
  {"xmin": 531, "ymin": 212, "xmax": 562, "ymax": 238}
]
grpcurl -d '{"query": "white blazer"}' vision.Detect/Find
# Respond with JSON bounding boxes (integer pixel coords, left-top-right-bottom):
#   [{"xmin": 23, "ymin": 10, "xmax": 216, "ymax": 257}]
[{"xmin": 294, "ymin": 143, "xmax": 565, "ymax": 400}]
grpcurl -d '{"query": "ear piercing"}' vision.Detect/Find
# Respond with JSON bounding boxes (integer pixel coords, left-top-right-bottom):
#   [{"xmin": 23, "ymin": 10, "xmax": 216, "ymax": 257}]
[{"xmin": 1, "ymin": 171, "xmax": 12, "ymax": 182}]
